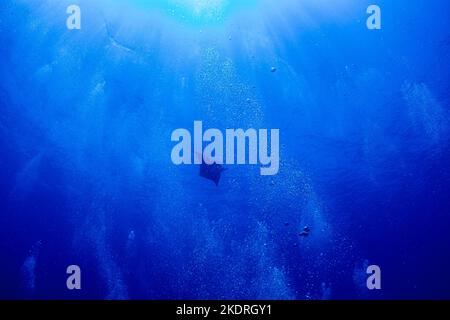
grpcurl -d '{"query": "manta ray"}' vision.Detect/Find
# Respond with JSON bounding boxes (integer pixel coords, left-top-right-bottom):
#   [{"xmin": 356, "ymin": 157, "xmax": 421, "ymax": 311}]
[
  {"xmin": 200, "ymin": 162, "xmax": 226, "ymax": 186},
  {"xmin": 197, "ymin": 152, "xmax": 226, "ymax": 186}
]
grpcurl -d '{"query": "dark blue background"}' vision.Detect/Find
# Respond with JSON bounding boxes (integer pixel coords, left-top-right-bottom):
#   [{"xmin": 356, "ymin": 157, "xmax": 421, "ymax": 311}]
[{"xmin": 0, "ymin": 0, "xmax": 449, "ymax": 299}]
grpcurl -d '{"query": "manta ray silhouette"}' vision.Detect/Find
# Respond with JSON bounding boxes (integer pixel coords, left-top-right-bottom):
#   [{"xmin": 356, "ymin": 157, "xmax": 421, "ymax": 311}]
[
  {"xmin": 200, "ymin": 162, "xmax": 226, "ymax": 186},
  {"xmin": 196, "ymin": 152, "xmax": 226, "ymax": 186}
]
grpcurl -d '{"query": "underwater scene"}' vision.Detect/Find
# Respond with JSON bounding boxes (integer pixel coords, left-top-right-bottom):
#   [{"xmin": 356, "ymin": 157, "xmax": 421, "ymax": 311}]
[{"xmin": 0, "ymin": 0, "xmax": 449, "ymax": 300}]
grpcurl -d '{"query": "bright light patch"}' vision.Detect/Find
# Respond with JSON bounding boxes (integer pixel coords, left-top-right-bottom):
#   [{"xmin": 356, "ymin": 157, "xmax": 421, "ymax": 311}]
[
  {"xmin": 103, "ymin": 0, "xmax": 357, "ymax": 30},
  {"xmin": 184, "ymin": 0, "xmax": 225, "ymax": 16},
  {"xmin": 115, "ymin": 0, "xmax": 258, "ymax": 26}
]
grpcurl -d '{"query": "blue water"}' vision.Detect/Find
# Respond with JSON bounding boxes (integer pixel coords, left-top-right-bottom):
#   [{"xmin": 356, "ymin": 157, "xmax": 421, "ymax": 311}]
[{"xmin": 0, "ymin": 0, "xmax": 449, "ymax": 300}]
